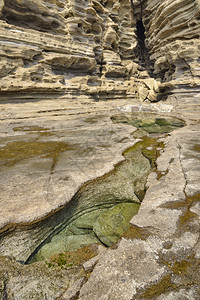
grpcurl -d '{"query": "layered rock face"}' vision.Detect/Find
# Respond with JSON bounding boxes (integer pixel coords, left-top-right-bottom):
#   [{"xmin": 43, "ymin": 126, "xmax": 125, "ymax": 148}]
[
  {"xmin": 0, "ymin": 1, "xmax": 200, "ymax": 299},
  {"xmin": 0, "ymin": 0, "xmax": 199, "ymax": 101},
  {"xmin": 0, "ymin": 0, "xmax": 138, "ymax": 99},
  {"xmin": 144, "ymin": 0, "xmax": 200, "ymax": 85}
]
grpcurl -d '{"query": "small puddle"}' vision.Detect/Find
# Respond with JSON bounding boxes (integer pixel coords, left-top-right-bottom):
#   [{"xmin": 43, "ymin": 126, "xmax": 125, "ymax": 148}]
[{"xmin": 111, "ymin": 112, "xmax": 185, "ymax": 134}]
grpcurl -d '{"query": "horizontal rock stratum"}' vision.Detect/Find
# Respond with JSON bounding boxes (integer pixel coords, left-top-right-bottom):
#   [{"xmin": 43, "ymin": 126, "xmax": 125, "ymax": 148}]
[
  {"xmin": 0, "ymin": 0, "xmax": 199, "ymax": 99},
  {"xmin": 0, "ymin": 0, "xmax": 200, "ymax": 299}
]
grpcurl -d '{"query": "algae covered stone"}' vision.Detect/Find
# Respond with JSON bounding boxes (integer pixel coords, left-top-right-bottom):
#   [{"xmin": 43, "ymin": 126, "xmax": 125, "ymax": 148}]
[
  {"xmin": 35, "ymin": 233, "xmax": 99, "ymax": 261},
  {"xmin": 74, "ymin": 209, "xmax": 108, "ymax": 229},
  {"xmin": 93, "ymin": 202, "xmax": 140, "ymax": 246},
  {"xmin": 112, "ymin": 113, "xmax": 185, "ymax": 134}
]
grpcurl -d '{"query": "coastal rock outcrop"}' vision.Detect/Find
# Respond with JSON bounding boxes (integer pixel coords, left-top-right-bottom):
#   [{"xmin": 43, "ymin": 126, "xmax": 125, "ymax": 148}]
[
  {"xmin": 0, "ymin": 0, "xmax": 138, "ymax": 99},
  {"xmin": 0, "ymin": 0, "xmax": 199, "ymax": 101},
  {"xmin": 0, "ymin": 0, "xmax": 200, "ymax": 299},
  {"xmin": 144, "ymin": 0, "xmax": 200, "ymax": 85}
]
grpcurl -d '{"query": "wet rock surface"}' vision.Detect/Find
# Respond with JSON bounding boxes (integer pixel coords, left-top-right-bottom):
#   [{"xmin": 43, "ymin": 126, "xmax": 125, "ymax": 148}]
[
  {"xmin": 0, "ymin": 0, "xmax": 200, "ymax": 299},
  {"xmin": 0, "ymin": 91, "xmax": 200, "ymax": 299},
  {"xmin": 93, "ymin": 202, "xmax": 140, "ymax": 246},
  {"xmin": 78, "ymin": 91, "xmax": 200, "ymax": 300},
  {"xmin": 0, "ymin": 100, "xmax": 138, "ymax": 262},
  {"xmin": 34, "ymin": 202, "xmax": 140, "ymax": 261}
]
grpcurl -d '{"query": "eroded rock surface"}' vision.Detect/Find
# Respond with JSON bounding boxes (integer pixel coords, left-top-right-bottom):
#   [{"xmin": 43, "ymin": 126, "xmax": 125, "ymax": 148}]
[
  {"xmin": 0, "ymin": 0, "xmax": 199, "ymax": 101},
  {"xmin": 0, "ymin": 99, "xmax": 139, "ymax": 262},
  {"xmin": 78, "ymin": 90, "xmax": 200, "ymax": 300},
  {"xmin": 0, "ymin": 0, "xmax": 200, "ymax": 299}
]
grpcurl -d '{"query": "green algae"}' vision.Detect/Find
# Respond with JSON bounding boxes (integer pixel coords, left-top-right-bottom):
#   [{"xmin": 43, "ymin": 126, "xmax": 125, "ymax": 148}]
[
  {"xmin": 73, "ymin": 209, "xmax": 108, "ymax": 229},
  {"xmin": 124, "ymin": 136, "xmax": 164, "ymax": 169},
  {"xmin": 0, "ymin": 123, "xmax": 75, "ymax": 170},
  {"xmin": 172, "ymin": 259, "xmax": 193, "ymax": 275},
  {"xmin": 138, "ymin": 275, "xmax": 177, "ymax": 299},
  {"xmin": 18, "ymin": 113, "xmax": 179, "ymax": 262},
  {"xmin": 61, "ymin": 223, "xmax": 92, "ymax": 235},
  {"xmin": 125, "ymin": 135, "xmax": 164, "ymax": 196},
  {"xmin": 159, "ymin": 193, "xmax": 200, "ymax": 210},
  {"xmin": 34, "ymin": 203, "xmax": 140, "ymax": 260},
  {"xmin": 13, "ymin": 125, "xmax": 54, "ymax": 137},
  {"xmin": 45, "ymin": 244, "xmax": 100, "ymax": 270},
  {"xmin": 192, "ymin": 144, "xmax": 200, "ymax": 153},
  {"xmin": 153, "ymin": 252, "xmax": 200, "ymax": 299},
  {"xmin": 13, "ymin": 126, "xmax": 49, "ymax": 132},
  {"xmin": 93, "ymin": 203, "xmax": 140, "ymax": 246},
  {"xmin": 122, "ymin": 225, "xmax": 151, "ymax": 241},
  {"xmin": 35, "ymin": 232, "xmax": 100, "ymax": 261},
  {"xmin": 170, "ymin": 255, "xmax": 200, "ymax": 284},
  {"xmin": 139, "ymin": 194, "xmax": 200, "ymax": 298},
  {"xmin": 142, "ymin": 140, "xmax": 164, "ymax": 169},
  {"xmin": 178, "ymin": 209, "xmax": 197, "ymax": 232},
  {"xmin": 156, "ymin": 169, "xmax": 169, "ymax": 180},
  {"xmin": 159, "ymin": 193, "xmax": 200, "ymax": 234},
  {"xmin": 30, "ymin": 130, "xmax": 166, "ymax": 261},
  {"xmin": 0, "ymin": 140, "xmax": 74, "ymax": 168},
  {"xmin": 111, "ymin": 113, "xmax": 185, "ymax": 134}
]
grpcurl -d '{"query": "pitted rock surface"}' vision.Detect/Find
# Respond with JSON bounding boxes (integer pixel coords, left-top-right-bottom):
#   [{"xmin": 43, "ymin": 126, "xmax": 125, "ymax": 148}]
[{"xmin": 0, "ymin": 0, "xmax": 200, "ymax": 299}]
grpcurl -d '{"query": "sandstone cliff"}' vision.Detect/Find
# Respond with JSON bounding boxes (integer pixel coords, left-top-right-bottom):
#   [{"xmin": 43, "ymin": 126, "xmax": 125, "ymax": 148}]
[
  {"xmin": 0, "ymin": 1, "xmax": 200, "ymax": 299},
  {"xmin": 0, "ymin": 0, "xmax": 199, "ymax": 101}
]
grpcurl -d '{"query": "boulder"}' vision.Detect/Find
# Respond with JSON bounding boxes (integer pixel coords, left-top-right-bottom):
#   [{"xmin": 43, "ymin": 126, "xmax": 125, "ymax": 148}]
[{"xmin": 93, "ymin": 203, "xmax": 140, "ymax": 246}]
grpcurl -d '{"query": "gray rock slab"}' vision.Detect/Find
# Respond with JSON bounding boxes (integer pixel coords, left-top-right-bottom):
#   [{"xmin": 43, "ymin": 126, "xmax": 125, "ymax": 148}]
[
  {"xmin": 0, "ymin": 110, "xmax": 137, "ymax": 228},
  {"xmin": 61, "ymin": 277, "xmax": 86, "ymax": 300},
  {"xmin": 79, "ymin": 238, "xmax": 166, "ymax": 300}
]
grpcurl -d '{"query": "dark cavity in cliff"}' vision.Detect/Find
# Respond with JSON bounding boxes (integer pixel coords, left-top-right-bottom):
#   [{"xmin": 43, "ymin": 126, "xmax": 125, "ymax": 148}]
[
  {"xmin": 136, "ymin": 19, "xmax": 153, "ymax": 77},
  {"xmin": 136, "ymin": 20, "xmax": 145, "ymax": 53}
]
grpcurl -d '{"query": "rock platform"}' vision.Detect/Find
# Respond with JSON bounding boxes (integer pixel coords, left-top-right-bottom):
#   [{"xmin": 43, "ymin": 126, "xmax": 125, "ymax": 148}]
[
  {"xmin": 0, "ymin": 89, "xmax": 200, "ymax": 299},
  {"xmin": 0, "ymin": 0, "xmax": 200, "ymax": 298},
  {"xmin": 78, "ymin": 89, "xmax": 200, "ymax": 300}
]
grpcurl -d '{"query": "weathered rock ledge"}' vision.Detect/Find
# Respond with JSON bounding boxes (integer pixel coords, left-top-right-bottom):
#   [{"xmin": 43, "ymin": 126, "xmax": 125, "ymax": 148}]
[
  {"xmin": 0, "ymin": 0, "xmax": 200, "ymax": 299},
  {"xmin": 78, "ymin": 90, "xmax": 200, "ymax": 299},
  {"xmin": 0, "ymin": 0, "xmax": 199, "ymax": 102},
  {"xmin": 0, "ymin": 90, "xmax": 200, "ymax": 299}
]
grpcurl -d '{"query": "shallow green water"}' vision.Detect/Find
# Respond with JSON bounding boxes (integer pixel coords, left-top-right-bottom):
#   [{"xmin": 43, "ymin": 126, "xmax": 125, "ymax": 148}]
[
  {"xmin": 31, "ymin": 133, "xmax": 164, "ymax": 262},
  {"xmin": 6, "ymin": 114, "xmax": 184, "ymax": 263},
  {"xmin": 111, "ymin": 112, "xmax": 185, "ymax": 133}
]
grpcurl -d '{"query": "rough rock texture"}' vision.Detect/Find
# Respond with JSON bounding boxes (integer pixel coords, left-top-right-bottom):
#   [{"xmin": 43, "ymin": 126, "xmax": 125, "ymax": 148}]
[
  {"xmin": 93, "ymin": 202, "xmax": 140, "ymax": 246},
  {"xmin": 78, "ymin": 90, "xmax": 200, "ymax": 300},
  {"xmin": 0, "ymin": 0, "xmax": 199, "ymax": 100},
  {"xmin": 0, "ymin": 99, "xmax": 139, "ymax": 262},
  {"xmin": 144, "ymin": 0, "xmax": 200, "ymax": 85},
  {"xmin": 0, "ymin": 0, "xmax": 139, "ymax": 99},
  {"xmin": 0, "ymin": 0, "xmax": 200, "ymax": 299},
  {"xmin": 1, "ymin": 91, "xmax": 200, "ymax": 299}
]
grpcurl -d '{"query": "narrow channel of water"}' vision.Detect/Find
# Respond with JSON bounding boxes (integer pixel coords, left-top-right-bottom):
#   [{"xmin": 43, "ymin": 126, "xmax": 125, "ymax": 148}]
[{"xmin": 28, "ymin": 113, "xmax": 185, "ymax": 263}]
